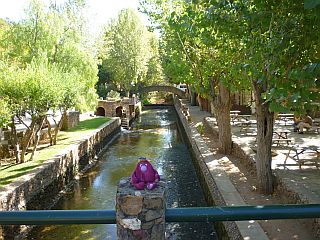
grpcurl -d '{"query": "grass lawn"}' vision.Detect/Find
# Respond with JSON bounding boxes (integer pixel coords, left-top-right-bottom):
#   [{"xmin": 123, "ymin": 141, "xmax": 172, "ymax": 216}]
[{"xmin": 0, "ymin": 117, "xmax": 111, "ymax": 188}]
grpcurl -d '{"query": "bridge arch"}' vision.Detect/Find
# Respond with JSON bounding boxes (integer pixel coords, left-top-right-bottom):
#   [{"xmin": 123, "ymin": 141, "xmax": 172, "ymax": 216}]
[
  {"xmin": 96, "ymin": 107, "xmax": 106, "ymax": 116},
  {"xmin": 140, "ymin": 86, "xmax": 187, "ymax": 98}
]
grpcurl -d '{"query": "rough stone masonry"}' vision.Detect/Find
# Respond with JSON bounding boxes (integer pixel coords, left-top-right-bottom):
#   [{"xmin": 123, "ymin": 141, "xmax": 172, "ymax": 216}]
[{"xmin": 116, "ymin": 177, "xmax": 166, "ymax": 240}]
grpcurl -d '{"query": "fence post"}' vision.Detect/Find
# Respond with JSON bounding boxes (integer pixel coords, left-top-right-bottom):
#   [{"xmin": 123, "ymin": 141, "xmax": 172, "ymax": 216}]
[{"xmin": 116, "ymin": 177, "xmax": 166, "ymax": 239}]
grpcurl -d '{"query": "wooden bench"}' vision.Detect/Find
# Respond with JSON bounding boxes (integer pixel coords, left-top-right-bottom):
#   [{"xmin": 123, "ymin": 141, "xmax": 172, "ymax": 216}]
[
  {"xmin": 294, "ymin": 159, "xmax": 319, "ymax": 169},
  {"xmin": 284, "ymin": 146, "xmax": 320, "ymax": 169},
  {"xmin": 276, "ymin": 114, "xmax": 294, "ymax": 126},
  {"xmin": 284, "ymin": 156, "xmax": 320, "ymax": 170},
  {"xmin": 272, "ymin": 138, "xmax": 292, "ymax": 147}
]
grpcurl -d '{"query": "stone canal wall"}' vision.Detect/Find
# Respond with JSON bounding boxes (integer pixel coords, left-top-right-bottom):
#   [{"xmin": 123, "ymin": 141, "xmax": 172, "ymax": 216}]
[
  {"xmin": 174, "ymin": 98, "xmax": 270, "ymax": 240},
  {"xmin": 174, "ymin": 98, "xmax": 242, "ymax": 240},
  {"xmin": 0, "ymin": 118, "xmax": 121, "ymax": 239}
]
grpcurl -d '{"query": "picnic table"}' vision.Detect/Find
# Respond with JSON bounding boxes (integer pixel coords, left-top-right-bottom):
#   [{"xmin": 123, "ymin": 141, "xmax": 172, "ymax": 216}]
[
  {"xmin": 238, "ymin": 114, "xmax": 252, "ymax": 122},
  {"xmin": 273, "ymin": 129, "xmax": 290, "ymax": 139},
  {"xmin": 230, "ymin": 110, "xmax": 241, "ymax": 114},
  {"xmin": 276, "ymin": 113, "xmax": 294, "ymax": 126},
  {"xmin": 239, "ymin": 119, "xmax": 256, "ymax": 134},
  {"xmin": 272, "ymin": 129, "xmax": 292, "ymax": 146},
  {"xmin": 230, "ymin": 110, "xmax": 241, "ymax": 124},
  {"xmin": 284, "ymin": 145, "xmax": 320, "ymax": 169}
]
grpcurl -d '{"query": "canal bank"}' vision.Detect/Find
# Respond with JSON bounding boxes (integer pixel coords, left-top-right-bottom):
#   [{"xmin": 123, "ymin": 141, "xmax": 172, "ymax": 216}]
[
  {"xmin": 26, "ymin": 105, "xmax": 215, "ymax": 239},
  {"xmin": 0, "ymin": 118, "xmax": 121, "ymax": 239},
  {"xmin": 173, "ymin": 97, "xmax": 268, "ymax": 240}
]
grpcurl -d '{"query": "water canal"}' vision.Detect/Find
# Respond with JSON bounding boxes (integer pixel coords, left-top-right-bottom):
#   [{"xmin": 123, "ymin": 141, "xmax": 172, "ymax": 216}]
[{"xmin": 27, "ymin": 106, "xmax": 216, "ymax": 239}]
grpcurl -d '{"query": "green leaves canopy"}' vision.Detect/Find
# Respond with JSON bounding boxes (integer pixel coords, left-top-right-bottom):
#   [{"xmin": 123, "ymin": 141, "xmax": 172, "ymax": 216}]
[
  {"xmin": 99, "ymin": 8, "xmax": 164, "ymax": 95},
  {"xmin": 0, "ymin": 0, "xmax": 98, "ymax": 113}
]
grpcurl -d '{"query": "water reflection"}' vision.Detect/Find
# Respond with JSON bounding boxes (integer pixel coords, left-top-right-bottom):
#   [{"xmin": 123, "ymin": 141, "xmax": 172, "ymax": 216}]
[{"xmin": 27, "ymin": 107, "xmax": 216, "ymax": 239}]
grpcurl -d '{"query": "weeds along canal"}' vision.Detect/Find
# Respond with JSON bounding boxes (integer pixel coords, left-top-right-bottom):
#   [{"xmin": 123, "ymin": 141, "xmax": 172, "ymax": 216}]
[{"xmin": 27, "ymin": 106, "xmax": 216, "ymax": 240}]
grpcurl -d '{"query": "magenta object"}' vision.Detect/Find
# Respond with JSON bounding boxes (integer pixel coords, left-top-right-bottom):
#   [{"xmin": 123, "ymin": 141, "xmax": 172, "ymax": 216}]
[{"xmin": 131, "ymin": 159, "xmax": 160, "ymax": 190}]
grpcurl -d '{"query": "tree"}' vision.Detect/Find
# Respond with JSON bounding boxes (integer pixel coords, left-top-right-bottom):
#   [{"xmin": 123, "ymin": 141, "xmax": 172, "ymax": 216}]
[
  {"xmin": 99, "ymin": 8, "xmax": 164, "ymax": 96},
  {"xmin": 141, "ymin": 0, "xmax": 236, "ymax": 154},
  {"xmin": 141, "ymin": 0, "xmax": 320, "ymax": 194},
  {"xmin": 0, "ymin": 0, "xmax": 98, "ymax": 112},
  {"xmin": 238, "ymin": 0, "xmax": 320, "ymax": 193},
  {"xmin": 0, "ymin": 0, "xmax": 99, "ymax": 163}
]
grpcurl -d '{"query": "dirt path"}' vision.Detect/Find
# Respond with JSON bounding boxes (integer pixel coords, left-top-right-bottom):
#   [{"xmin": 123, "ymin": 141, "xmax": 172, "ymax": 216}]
[{"xmin": 202, "ymin": 127, "xmax": 317, "ymax": 240}]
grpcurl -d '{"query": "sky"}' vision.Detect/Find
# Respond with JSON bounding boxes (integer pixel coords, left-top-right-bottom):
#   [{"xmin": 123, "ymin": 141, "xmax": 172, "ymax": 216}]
[{"xmin": 0, "ymin": 0, "xmax": 149, "ymax": 34}]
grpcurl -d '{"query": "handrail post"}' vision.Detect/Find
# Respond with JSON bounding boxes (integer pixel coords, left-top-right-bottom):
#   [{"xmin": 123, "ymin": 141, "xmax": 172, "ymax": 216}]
[{"xmin": 116, "ymin": 177, "xmax": 166, "ymax": 239}]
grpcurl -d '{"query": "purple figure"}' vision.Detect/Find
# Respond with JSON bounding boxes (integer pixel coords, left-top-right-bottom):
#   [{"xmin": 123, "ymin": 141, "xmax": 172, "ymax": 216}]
[{"xmin": 131, "ymin": 158, "xmax": 160, "ymax": 190}]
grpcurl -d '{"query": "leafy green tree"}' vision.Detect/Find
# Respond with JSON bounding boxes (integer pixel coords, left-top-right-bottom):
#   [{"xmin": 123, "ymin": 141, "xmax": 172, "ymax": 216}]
[
  {"xmin": 141, "ymin": 0, "xmax": 236, "ymax": 154},
  {"xmin": 100, "ymin": 8, "xmax": 164, "ymax": 96},
  {"xmin": 0, "ymin": 0, "xmax": 98, "ymax": 112},
  {"xmin": 0, "ymin": 59, "xmax": 60, "ymax": 162},
  {"xmin": 236, "ymin": 0, "xmax": 320, "ymax": 193},
  {"xmin": 0, "ymin": 0, "xmax": 99, "ymax": 163},
  {"xmin": 141, "ymin": 0, "xmax": 320, "ymax": 194}
]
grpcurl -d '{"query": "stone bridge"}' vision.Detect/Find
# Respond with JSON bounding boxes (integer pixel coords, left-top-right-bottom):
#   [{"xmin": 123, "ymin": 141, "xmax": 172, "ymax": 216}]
[
  {"xmin": 140, "ymin": 86, "xmax": 187, "ymax": 98},
  {"xmin": 95, "ymin": 97, "xmax": 141, "ymax": 120}
]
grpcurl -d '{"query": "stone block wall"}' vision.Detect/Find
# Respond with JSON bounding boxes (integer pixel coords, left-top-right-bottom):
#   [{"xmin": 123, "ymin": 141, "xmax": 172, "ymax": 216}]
[
  {"xmin": 116, "ymin": 178, "xmax": 166, "ymax": 240},
  {"xmin": 173, "ymin": 97, "xmax": 242, "ymax": 240},
  {"xmin": 0, "ymin": 118, "xmax": 121, "ymax": 239}
]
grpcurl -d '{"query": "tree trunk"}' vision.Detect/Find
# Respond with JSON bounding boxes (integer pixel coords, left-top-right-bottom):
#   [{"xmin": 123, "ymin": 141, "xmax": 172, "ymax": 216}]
[
  {"xmin": 10, "ymin": 118, "xmax": 21, "ymax": 164},
  {"xmin": 190, "ymin": 91, "xmax": 197, "ymax": 106},
  {"xmin": 19, "ymin": 119, "xmax": 36, "ymax": 163},
  {"xmin": 45, "ymin": 116, "xmax": 53, "ymax": 146},
  {"xmin": 29, "ymin": 117, "xmax": 45, "ymax": 161},
  {"xmin": 252, "ymin": 81, "xmax": 274, "ymax": 194},
  {"xmin": 213, "ymin": 81, "xmax": 232, "ymax": 154},
  {"xmin": 197, "ymin": 95, "xmax": 203, "ymax": 110},
  {"xmin": 53, "ymin": 111, "xmax": 67, "ymax": 145}
]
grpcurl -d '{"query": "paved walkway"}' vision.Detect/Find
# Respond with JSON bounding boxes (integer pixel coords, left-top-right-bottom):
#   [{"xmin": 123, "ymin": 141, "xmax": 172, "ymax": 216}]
[
  {"xmin": 205, "ymin": 114, "xmax": 320, "ymax": 203},
  {"xmin": 181, "ymin": 100, "xmax": 320, "ymax": 238},
  {"xmin": 180, "ymin": 101, "xmax": 268, "ymax": 239}
]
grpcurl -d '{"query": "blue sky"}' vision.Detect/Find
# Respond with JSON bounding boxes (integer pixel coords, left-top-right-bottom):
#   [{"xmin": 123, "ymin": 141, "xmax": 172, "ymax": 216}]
[{"xmin": 0, "ymin": 0, "xmax": 149, "ymax": 34}]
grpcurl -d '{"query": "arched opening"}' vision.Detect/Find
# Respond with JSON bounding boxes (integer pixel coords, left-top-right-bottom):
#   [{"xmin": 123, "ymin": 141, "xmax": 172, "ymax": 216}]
[
  {"xmin": 115, "ymin": 106, "xmax": 123, "ymax": 117},
  {"xmin": 96, "ymin": 107, "xmax": 105, "ymax": 116}
]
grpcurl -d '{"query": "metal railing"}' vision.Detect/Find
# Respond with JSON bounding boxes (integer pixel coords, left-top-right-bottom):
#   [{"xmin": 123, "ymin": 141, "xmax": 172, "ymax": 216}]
[{"xmin": 0, "ymin": 204, "xmax": 319, "ymax": 225}]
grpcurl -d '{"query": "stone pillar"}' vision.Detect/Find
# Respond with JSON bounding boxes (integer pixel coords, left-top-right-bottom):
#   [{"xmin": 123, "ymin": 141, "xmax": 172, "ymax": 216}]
[
  {"xmin": 61, "ymin": 111, "xmax": 80, "ymax": 130},
  {"xmin": 116, "ymin": 177, "xmax": 166, "ymax": 240}
]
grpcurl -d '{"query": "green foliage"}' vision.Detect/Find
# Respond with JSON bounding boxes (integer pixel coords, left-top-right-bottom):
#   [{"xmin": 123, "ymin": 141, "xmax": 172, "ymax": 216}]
[
  {"xmin": 141, "ymin": 0, "xmax": 320, "ymax": 193},
  {"xmin": 0, "ymin": 0, "xmax": 98, "ymax": 113},
  {"xmin": 142, "ymin": 0, "xmax": 320, "ymax": 112},
  {"xmin": 99, "ymin": 8, "xmax": 165, "ymax": 95},
  {"xmin": 96, "ymin": 83, "xmax": 108, "ymax": 98},
  {"xmin": 142, "ymin": 97, "xmax": 151, "ymax": 105},
  {"xmin": 239, "ymin": 0, "xmax": 320, "ymax": 114},
  {"xmin": 0, "ymin": 0, "xmax": 99, "ymax": 163},
  {"xmin": 107, "ymin": 90, "xmax": 121, "ymax": 99},
  {"xmin": 0, "ymin": 98, "xmax": 12, "ymax": 128}
]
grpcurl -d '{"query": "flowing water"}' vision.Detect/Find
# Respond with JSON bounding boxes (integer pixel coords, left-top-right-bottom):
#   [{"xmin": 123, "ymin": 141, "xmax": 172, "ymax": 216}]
[{"xmin": 27, "ymin": 107, "xmax": 216, "ymax": 240}]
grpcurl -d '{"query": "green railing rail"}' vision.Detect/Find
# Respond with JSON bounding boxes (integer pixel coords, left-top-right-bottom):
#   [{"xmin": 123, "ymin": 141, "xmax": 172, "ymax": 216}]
[{"xmin": 0, "ymin": 204, "xmax": 320, "ymax": 225}]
